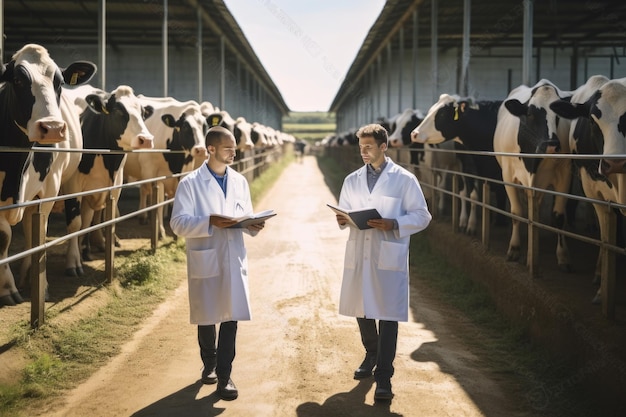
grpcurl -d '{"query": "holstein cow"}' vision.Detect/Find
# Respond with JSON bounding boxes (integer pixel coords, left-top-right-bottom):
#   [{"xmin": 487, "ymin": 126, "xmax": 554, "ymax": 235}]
[
  {"xmin": 493, "ymin": 79, "xmax": 573, "ymax": 272},
  {"xmin": 411, "ymin": 94, "xmax": 507, "ymax": 234},
  {"xmin": 127, "ymin": 96, "xmax": 208, "ymax": 238},
  {"xmin": 387, "ymin": 108, "xmax": 425, "ymax": 172},
  {"xmin": 49, "ymin": 84, "xmax": 154, "ymax": 276},
  {"xmin": 550, "ymin": 75, "xmax": 626, "ymax": 303},
  {"xmin": 0, "ymin": 44, "xmax": 95, "ymax": 306}
]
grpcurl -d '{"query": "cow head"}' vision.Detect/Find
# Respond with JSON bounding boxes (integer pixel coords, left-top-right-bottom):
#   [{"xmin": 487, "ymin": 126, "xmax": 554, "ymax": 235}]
[
  {"xmin": 233, "ymin": 117, "xmax": 254, "ymax": 151},
  {"xmin": 503, "ymin": 81, "xmax": 570, "ymax": 173},
  {"xmin": 83, "ymin": 85, "xmax": 154, "ymax": 150},
  {"xmin": 161, "ymin": 105, "xmax": 208, "ymax": 172},
  {"xmin": 388, "ymin": 108, "xmax": 424, "ymax": 147},
  {"xmin": 551, "ymin": 78, "xmax": 626, "ymax": 179},
  {"xmin": 0, "ymin": 44, "xmax": 96, "ymax": 145},
  {"xmin": 411, "ymin": 94, "xmax": 463, "ymax": 144}
]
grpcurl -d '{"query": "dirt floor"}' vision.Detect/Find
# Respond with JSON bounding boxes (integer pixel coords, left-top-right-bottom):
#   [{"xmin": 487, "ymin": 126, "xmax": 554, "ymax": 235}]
[{"xmin": 1, "ymin": 154, "xmax": 620, "ymax": 416}]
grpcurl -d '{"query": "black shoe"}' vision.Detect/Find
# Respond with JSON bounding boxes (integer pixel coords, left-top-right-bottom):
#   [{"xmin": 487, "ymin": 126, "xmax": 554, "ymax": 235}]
[
  {"xmin": 374, "ymin": 380, "xmax": 394, "ymax": 401},
  {"xmin": 354, "ymin": 354, "xmax": 377, "ymax": 379},
  {"xmin": 201, "ymin": 368, "xmax": 217, "ymax": 384},
  {"xmin": 217, "ymin": 378, "xmax": 238, "ymax": 400}
]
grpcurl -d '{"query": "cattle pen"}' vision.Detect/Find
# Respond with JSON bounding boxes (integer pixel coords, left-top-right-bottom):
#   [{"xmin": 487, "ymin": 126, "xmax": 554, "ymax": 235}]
[{"xmin": 0, "ymin": 143, "xmax": 290, "ymax": 328}]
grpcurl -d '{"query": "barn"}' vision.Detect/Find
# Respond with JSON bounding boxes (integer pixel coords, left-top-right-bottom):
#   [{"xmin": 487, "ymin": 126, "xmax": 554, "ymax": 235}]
[
  {"xmin": 1, "ymin": 0, "xmax": 289, "ymax": 129},
  {"xmin": 330, "ymin": 0, "xmax": 626, "ymax": 131}
]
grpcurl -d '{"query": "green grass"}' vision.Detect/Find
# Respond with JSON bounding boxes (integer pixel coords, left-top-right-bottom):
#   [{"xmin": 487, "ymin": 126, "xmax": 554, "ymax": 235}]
[{"xmin": 282, "ymin": 111, "xmax": 336, "ymax": 142}]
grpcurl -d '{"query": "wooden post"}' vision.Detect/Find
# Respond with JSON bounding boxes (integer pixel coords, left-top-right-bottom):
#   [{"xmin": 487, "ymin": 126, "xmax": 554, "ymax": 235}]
[
  {"xmin": 482, "ymin": 182, "xmax": 491, "ymax": 249},
  {"xmin": 451, "ymin": 174, "xmax": 459, "ymax": 233},
  {"xmin": 528, "ymin": 190, "xmax": 540, "ymax": 277},
  {"xmin": 30, "ymin": 210, "xmax": 47, "ymax": 328},
  {"xmin": 601, "ymin": 206, "xmax": 616, "ymax": 319},
  {"xmin": 104, "ymin": 191, "xmax": 116, "ymax": 284}
]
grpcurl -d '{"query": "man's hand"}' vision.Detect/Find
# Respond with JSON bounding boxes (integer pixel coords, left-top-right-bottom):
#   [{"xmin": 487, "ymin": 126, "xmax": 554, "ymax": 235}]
[
  {"xmin": 336, "ymin": 214, "xmax": 348, "ymax": 226},
  {"xmin": 211, "ymin": 216, "xmax": 238, "ymax": 228},
  {"xmin": 247, "ymin": 221, "xmax": 265, "ymax": 232},
  {"xmin": 367, "ymin": 218, "xmax": 394, "ymax": 231}
]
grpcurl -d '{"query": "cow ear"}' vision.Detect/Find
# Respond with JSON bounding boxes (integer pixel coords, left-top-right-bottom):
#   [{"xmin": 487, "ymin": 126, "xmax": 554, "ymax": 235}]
[
  {"xmin": 162, "ymin": 114, "xmax": 177, "ymax": 127},
  {"xmin": 550, "ymin": 100, "xmax": 584, "ymax": 120},
  {"xmin": 85, "ymin": 94, "xmax": 108, "ymax": 114},
  {"xmin": 143, "ymin": 105, "xmax": 154, "ymax": 120},
  {"xmin": 207, "ymin": 113, "xmax": 223, "ymax": 127},
  {"xmin": 62, "ymin": 61, "xmax": 97, "ymax": 86},
  {"xmin": 504, "ymin": 99, "xmax": 527, "ymax": 117}
]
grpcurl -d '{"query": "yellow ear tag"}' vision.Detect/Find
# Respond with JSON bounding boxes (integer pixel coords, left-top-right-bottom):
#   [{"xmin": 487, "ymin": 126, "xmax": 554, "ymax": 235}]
[
  {"xmin": 175, "ymin": 126, "xmax": 181, "ymax": 132},
  {"xmin": 211, "ymin": 117, "xmax": 220, "ymax": 126},
  {"xmin": 70, "ymin": 72, "xmax": 79, "ymax": 85},
  {"xmin": 453, "ymin": 106, "xmax": 459, "ymax": 121}
]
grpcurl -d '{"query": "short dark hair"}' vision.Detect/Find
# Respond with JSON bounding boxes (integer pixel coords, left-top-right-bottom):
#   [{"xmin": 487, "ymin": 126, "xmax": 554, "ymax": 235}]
[
  {"xmin": 206, "ymin": 126, "xmax": 234, "ymax": 147},
  {"xmin": 356, "ymin": 123, "xmax": 388, "ymax": 147}
]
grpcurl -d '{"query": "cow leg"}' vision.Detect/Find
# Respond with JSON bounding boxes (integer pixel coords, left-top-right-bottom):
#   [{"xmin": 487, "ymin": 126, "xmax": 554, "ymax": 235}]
[
  {"xmin": 459, "ymin": 183, "xmax": 468, "ymax": 231},
  {"xmin": 552, "ymin": 194, "xmax": 571, "ymax": 272},
  {"xmin": 80, "ymin": 201, "xmax": 98, "ymax": 262},
  {"xmin": 0, "ymin": 218, "xmax": 23, "ymax": 306},
  {"xmin": 64, "ymin": 197, "xmax": 84, "ymax": 277},
  {"xmin": 466, "ymin": 185, "xmax": 479, "ymax": 236},
  {"xmin": 436, "ymin": 171, "xmax": 447, "ymax": 214},
  {"xmin": 138, "ymin": 183, "xmax": 151, "ymax": 225},
  {"xmin": 504, "ymin": 182, "xmax": 523, "ymax": 262}
]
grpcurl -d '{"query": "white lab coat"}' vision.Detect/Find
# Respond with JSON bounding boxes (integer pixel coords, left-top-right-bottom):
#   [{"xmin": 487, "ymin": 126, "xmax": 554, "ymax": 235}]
[
  {"xmin": 170, "ymin": 163, "xmax": 257, "ymax": 325},
  {"xmin": 338, "ymin": 158, "xmax": 431, "ymax": 322}
]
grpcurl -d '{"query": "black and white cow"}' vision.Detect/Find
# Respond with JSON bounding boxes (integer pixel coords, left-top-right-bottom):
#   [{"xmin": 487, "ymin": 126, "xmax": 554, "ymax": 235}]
[
  {"xmin": 493, "ymin": 79, "xmax": 573, "ymax": 272},
  {"xmin": 550, "ymin": 75, "xmax": 626, "ymax": 303},
  {"xmin": 50, "ymin": 84, "xmax": 155, "ymax": 276},
  {"xmin": 0, "ymin": 44, "xmax": 95, "ymax": 306},
  {"xmin": 411, "ymin": 94, "xmax": 507, "ymax": 234},
  {"xmin": 204, "ymin": 109, "xmax": 255, "ymax": 152},
  {"xmin": 387, "ymin": 108, "xmax": 426, "ymax": 172},
  {"xmin": 126, "ymin": 96, "xmax": 208, "ymax": 238}
]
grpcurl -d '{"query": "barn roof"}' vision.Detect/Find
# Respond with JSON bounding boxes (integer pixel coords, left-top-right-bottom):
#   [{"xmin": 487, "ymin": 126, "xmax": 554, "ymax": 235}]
[
  {"xmin": 1, "ymin": 0, "xmax": 289, "ymax": 114},
  {"xmin": 330, "ymin": 0, "xmax": 626, "ymax": 111}
]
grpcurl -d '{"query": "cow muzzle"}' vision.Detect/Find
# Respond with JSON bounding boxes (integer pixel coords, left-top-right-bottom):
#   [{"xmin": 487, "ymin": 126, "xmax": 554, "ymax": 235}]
[
  {"xmin": 599, "ymin": 158, "xmax": 626, "ymax": 176},
  {"xmin": 31, "ymin": 118, "xmax": 68, "ymax": 144},
  {"xmin": 536, "ymin": 140, "xmax": 561, "ymax": 154},
  {"xmin": 133, "ymin": 135, "xmax": 154, "ymax": 149}
]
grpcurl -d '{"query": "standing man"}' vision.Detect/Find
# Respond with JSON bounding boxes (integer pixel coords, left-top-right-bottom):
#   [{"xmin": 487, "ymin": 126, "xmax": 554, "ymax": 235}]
[
  {"xmin": 170, "ymin": 126, "xmax": 265, "ymax": 401},
  {"xmin": 335, "ymin": 123, "xmax": 431, "ymax": 401}
]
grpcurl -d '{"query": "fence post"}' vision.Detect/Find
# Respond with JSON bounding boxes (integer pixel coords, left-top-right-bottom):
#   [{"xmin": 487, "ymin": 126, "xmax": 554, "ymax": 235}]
[
  {"xmin": 601, "ymin": 206, "xmax": 616, "ymax": 319},
  {"xmin": 451, "ymin": 174, "xmax": 459, "ymax": 233},
  {"xmin": 104, "ymin": 191, "xmax": 116, "ymax": 284},
  {"xmin": 30, "ymin": 209, "xmax": 46, "ymax": 328}
]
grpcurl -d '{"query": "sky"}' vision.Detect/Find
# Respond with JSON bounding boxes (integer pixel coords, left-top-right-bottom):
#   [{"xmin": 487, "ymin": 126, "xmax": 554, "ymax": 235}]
[{"xmin": 222, "ymin": 0, "xmax": 386, "ymax": 112}]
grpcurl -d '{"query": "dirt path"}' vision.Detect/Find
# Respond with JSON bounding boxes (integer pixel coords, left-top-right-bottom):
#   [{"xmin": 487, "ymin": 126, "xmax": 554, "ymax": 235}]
[{"xmin": 32, "ymin": 155, "xmax": 532, "ymax": 417}]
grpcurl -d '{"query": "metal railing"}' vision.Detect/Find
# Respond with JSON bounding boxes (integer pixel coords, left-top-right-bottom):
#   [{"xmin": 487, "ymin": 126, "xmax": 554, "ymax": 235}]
[{"xmin": 1, "ymin": 143, "xmax": 288, "ymax": 327}]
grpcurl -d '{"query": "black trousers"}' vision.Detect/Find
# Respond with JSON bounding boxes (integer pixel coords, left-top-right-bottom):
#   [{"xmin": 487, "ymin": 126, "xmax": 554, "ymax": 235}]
[
  {"xmin": 198, "ymin": 321, "xmax": 238, "ymax": 381},
  {"xmin": 357, "ymin": 317, "xmax": 398, "ymax": 383}
]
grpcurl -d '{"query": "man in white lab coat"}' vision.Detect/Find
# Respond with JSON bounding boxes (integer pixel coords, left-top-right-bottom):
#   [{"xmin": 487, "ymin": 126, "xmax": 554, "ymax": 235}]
[
  {"xmin": 335, "ymin": 123, "xmax": 431, "ymax": 401},
  {"xmin": 170, "ymin": 126, "xmax": 265, "ymax": 401}
]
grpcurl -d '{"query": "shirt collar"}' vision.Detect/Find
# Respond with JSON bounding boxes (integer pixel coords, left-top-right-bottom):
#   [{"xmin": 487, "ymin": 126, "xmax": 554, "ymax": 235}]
[{"xmin": 367, "ymin": 158, "xmax": 388, "ymax": 175}]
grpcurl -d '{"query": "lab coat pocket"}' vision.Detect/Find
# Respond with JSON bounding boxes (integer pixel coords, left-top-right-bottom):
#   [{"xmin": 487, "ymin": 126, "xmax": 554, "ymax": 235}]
[
  {"xmin": 378, "ymin": 241, "xmax": 407, "ymax": 271},
  {"xmin": 188, "ymin": 248, "xmax": 221, "ymax": 278},
  {"xmin": 344, "ymin": 239, "xmax": 357, "ymax": 269}
]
